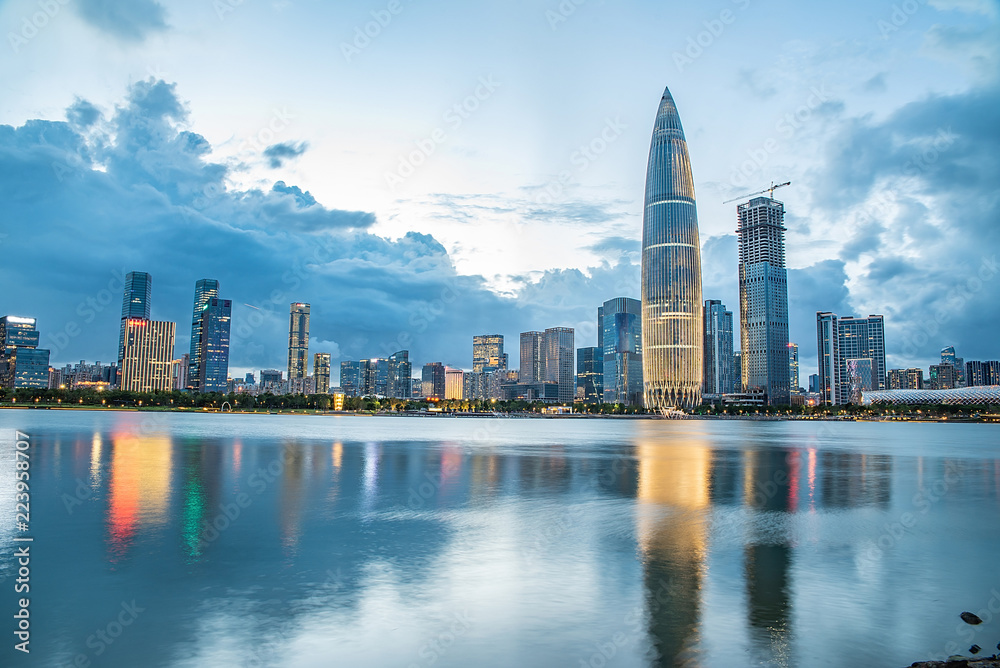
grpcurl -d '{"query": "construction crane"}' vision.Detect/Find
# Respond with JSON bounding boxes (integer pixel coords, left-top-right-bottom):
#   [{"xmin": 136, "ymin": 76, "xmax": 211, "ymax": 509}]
[{"xmin": 723, "ymin": 181, "xmax": 791, "ymax": 205}]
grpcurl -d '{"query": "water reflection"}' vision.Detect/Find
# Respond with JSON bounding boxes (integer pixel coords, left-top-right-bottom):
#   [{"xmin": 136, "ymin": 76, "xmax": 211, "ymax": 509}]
[{"xmin": 106, "ymin": 430, "xmax": 172, "ymax": 561}]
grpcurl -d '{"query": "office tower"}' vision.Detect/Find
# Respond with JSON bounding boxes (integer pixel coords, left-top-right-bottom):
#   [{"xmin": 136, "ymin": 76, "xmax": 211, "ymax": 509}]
[
  {"xmin": 597, "ymin": 306, "xmax": 604, "ymax": 351},
  {"xmin": 738, "ymin": 197, "xmax": 790, "ymax": 405},
  {"xmin": 641, "ymin": 86, "xmax": 704, "ymax": 410},
  {"xmin": 808, "ymin": 373, "xmax": 819, "ymax": 394},
  {"xmin": 702, "ymin": 300, "xmax": 734, "ymax": 397},
  {"xmin": 602, "ymin": 298, "xmax": 643, "ymax": 405},
  {"xmin": 788, "ymin": 343, "xmax": 800, "ymax": 392},
  {"xmin": 422, "ymin": 362, "xmax": 445, "ymax": 400},
  {"xmin": 187, "ymin": 279, "xmax": 219, "ymax": 390},
  {"xmin": 445, "ymin": 367, "xmax": 464, "ymax": 400},
  {"xmin": 174, "ymin": 353, "xmax": 190, "ymax": 390},
  {"xmin": 929, "ymin": 364, "xmax": 956, "ymax": 390},
  {"xmin": 816, "ymin": 313, "xmax": 839, "ymax": 405},
  {"xmin": 118, "ymin": 271, "xmax": 152, "ymax": 366},
  {"xmin": 119, "ymin": 319, "xmax": 176, "ymax": 392},
  {"xmin": 313, "ymin": 353, "xmax": 331, "ymax": 394},
  {"xmin": 818, "ymin": 313, "xmax": 887, "ymax": 404},
  {"xmin": 576, "ymin": 347, "xmax": 603, "ymax": 403},
  {"xmin": 197, "ymin": 297, "xmax": 231, "ymax": 393},
  {"xmin": 287, "ymin": 303, "xmax": 310, "ymax": 381},
  {"xmin": 519, "ymin": 331, "xmax": 545, "ymax": 383},
  {"xmin": 966, "ymin": 360, "xmax": 1000, "ymax": 387},
  {"xmin": 339, "ymin": 361, "xmax": 362, "ymax": 396},
  {"xmin": 0, "ymin": 316, "xmax": 50, "ymax": 389},
  {"xmin": 941, "ymin": 346, "xmax": 966, "ymax": 386},
  {"xmin": 544, "ymin": 327, "xmax": 575, "ymax": 403},
  {"xmin": 473, "ymin": 335, "xmax": 505, "ymax": 373},
  {"xmin": 846, "ymin": 358, "xmax": 874, "ymax": 404},
  {"xmin": 733, "ymin": 351, "xmax": 743, "ymax": 393},
  {"xmin": 888, "ymin": 368, "xmax": 924, "ymax": 390},
  {"xmin": 387, "ymin": 350, "xmax": 411, "ymax": 398}
]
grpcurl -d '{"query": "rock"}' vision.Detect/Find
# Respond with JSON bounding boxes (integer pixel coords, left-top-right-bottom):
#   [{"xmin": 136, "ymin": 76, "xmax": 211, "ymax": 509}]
[{"xmin": 961, "ymin": 611, "xmax": 984, "ymax": 625}]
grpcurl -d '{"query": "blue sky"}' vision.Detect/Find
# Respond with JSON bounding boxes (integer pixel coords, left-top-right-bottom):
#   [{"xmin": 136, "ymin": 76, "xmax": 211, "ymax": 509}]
[{"xmin": 1, "ymin": 0, "xmax": 997, "ymax": 382}]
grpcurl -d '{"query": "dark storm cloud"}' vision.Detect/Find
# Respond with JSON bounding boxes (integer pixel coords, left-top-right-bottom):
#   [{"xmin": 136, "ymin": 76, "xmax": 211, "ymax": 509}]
[
  {"xmin": 66, "ymin": 98, "xmax": 101, "ymax": 128},
  {"xmin": 76, "ymin": 0, "xmax": 167, "ymax": 41},
  {"xmin": 263, "ymin": 141, "xmax": 308, "ymax": 168},
  {"xmin": 0, "ymin": 80, "xmax": 630, "ymax": 378}
]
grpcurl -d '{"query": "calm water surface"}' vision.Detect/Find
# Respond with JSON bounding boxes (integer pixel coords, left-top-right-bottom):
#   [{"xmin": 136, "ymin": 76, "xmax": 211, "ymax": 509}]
[{"xmin": 1, "ymin": 411, "xmax": 999, "ymax": 667}]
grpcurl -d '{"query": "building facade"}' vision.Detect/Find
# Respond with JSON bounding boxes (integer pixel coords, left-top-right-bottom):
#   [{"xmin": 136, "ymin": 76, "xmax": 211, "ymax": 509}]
[
  {"xmin": 387, "ymin": 350, "xmax": 411, "ymax": 398},
  {"xmin": 197, "ymin": 297, "xmax": 231, "ymax": 393},
  {"xmin": 118, "ymin": 271, "xmax": 152, "ymax": 366},
  {"xmin": 576, "ymin": 346, "xmax": 603, "ymax": 403},
  {"xmin": 473, "ymin": 335, "xmax": 505, "ymax": 373},
  {"xmin": 817, "ymin": 312, "xmax": 887, "ymax": 405},
  {"xmin": 788, "ymin": 343, "xmax": 800, "ymax": 392},
  {"xmin": 445, "ymin": 367, "xmax": 464, "ymax": 400},
  {"xmin": 1, "ymin": 316, "xmax": 51, "ymax": 389},
  {"xmin": 641, "ymin": 86, "xmax": 703, "ymax": 410},
  {"xmin": 544, "ymin": 327, "xmax": 575, "ymax": 403},
  {"xmin": 340, "ymin": 361, "xmax": 362, "ymax": 397},
  {"xmin": 888, "ymin": 368, "xmax": 924, "ymax": 390},
  {"xmin": 738, "ymin": 197, "xmax": 790, "ymax": 406},
  {"xmin": 702, "ymin": 300, "xmax": 734, "ymax": 398},
  {"xmin": 313, "ymin": 353, "xmax": 331, "ymax": 394},
  {"xmin": 287, "ymin": 303, "xmax": 310, "ymax": 381},
  {"xmin": 519, "ymin": 331, "xmax": 545, "ymax": 384},
  {"xmin": 119, "ymin": 319, "xmax": 176, "ymax": 392},
  {"xmin": 422, "ymin": 362, "xmax": 446, "ymax": 400},
  {"xmin": 602, "ymin": 298, "xmax": 643, "ymax": 405},
  {"xmin": 966, "ymin": 360, "xmax": 1000, "ymax": 387}
]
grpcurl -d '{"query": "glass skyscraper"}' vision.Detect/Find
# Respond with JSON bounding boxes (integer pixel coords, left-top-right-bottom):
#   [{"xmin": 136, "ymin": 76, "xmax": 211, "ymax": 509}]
[
  {"xmin": 544, "ymin": 327, "xmax": 575, "ymax": 403},
  {"xmin": 288, "ymin": 303, "xmax": 310, "ymax": 381},
  {"xmin": 0, "ymin": 316, "xmax": 50, "ymax": 389},
  {"xmin": 188, "ymin": 279, "xmax": 219, "ymax": 391},
  {"xmin": 641, "ymin": 86, "xmax": 703, "ymax": 410},
  {"xmin": 197, "ymin": 298, "xmax": 231, "ymax": 393},
  {"xmin": 602, "ymin": 297, "xmax": 643, "ymax": 405},
  {"xmin": 387, "ymin": 350, "xmax": 411, "ymax": 398},
  {"xmin": 702, "ymin": 300, "xmax": 734, "ymax": 397},
  {"xmin": 738, "ymin": 197, "xmax": 790, "ymax": 405},
  {"xmin": 519, "ymin": 331, "xmax": 545, "ymax": 384},
  {"xmin": 313, "ymin": 353, "xmax": 331, "ymax": 394},
  {"xmin": 816, "ymin": 312, "xmax": 886, "ymax": 405},
  {"xmin": 788, "ymin": 342, "xmax": 800, "ymax": 392},
  {"xmin": 473, "ymin": 334, "xmax": 505, "ymax": 373},
  {"xmin": 576, "ymin": 347, "xmax": 603, "ymax": 403},
  {"xmin": 340, "ymin": 361, "xmax": 363, "ymax": 397},
  {"xmin": 118, "ymin": 271, "xmax": 152, "ymax": 365}
]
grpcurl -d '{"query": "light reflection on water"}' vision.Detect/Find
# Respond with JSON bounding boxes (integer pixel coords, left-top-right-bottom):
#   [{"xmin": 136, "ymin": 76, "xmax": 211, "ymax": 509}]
[{"xmin": 0, "ymin": 412, "xmax": 998, "ymax": 668}]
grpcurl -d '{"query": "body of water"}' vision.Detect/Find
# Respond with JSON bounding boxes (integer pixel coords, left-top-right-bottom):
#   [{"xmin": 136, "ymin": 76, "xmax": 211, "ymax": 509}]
[{"xmin": 1, "ymin": 410, "xmax": 998, "ymax": 667}]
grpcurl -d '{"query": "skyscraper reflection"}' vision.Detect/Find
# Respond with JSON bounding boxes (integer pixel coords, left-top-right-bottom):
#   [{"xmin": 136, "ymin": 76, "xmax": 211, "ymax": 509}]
[{"xmin": 106, "ymin": 432, "xmax": 172, "ymax": 561}]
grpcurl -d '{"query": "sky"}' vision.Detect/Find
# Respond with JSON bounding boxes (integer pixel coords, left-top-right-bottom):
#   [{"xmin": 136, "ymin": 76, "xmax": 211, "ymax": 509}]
[{"xmin": 1, "ymin": 0, "xmax": 998, "ymax": 384}]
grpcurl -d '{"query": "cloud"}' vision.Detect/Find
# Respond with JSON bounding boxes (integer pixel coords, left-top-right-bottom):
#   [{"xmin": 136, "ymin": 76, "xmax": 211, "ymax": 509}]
[
  {"xmin": 263, "ymin": 141, "xmax": 308, "ymax": 168},
  {"xmin": 76, "ymin": 0, "xmax": 168, "ymax": 41},
  {"xmin": 863, "ymin": 73, "xmax": 887, "ymax": 94},
  {"xmin": 66, "ymin": 99, "xmax": 102, "ymax": 128}
]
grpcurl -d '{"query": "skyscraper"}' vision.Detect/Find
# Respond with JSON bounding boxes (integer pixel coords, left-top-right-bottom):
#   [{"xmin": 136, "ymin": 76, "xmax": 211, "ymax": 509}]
[
  {"xmin": 838, "ymin": 315, "xmax": 886, "ymax": 394},
  {"xmin": 340, "ymin": 361, "xmax": 362, "ymax": 397},
  {"xmin": 576, "ymin": 347, "xmax": 603, "ymax": 403},
  {"xmin": 941, "ymin": 346, "xmax": 966, "ymax": 386},
  {"xmin": 0, "ymin": 316, "xmax": 50, "ymax": 389},
  {"xmin": 197, "ymin": 298, "xmax": 231, "ymax": 393},
  {"xmin": 519, "ymin": 331, "xmax": 545, "ymax": 383},
  {"xmin": 702, "ymin": 300, "xmax": 734, "ymax": 397},
  {"xmin": 733, "ymin": 351, "xmax": 743, "ymax": 393},
  {"xmin": 445, "ymin": 367, "xmax": 464, "ymax": 400},
  {"xmin": 118, "ymin": 271, "xmax": 152, "ymax": 366},
  {"xmin": 816, "ymin": 313, "xmax": 839, "ymax": 405},
  {"xmin": 314, "ymin": 353, "xmax": 331, "ymax": 394},
  {"xmin": 473, "ymin": 334, "xmax": 505, "ymax": 373},
  {"xmin": 817, "ymin": 312, "xmax": 886, "ymax": 404},
  {"xmin": 738, "ymin": 197, "xmax": 790, "ymax": 405},
  {"xmin": 641, "ymin": 86, "xmax": 703, "ymax": 410},
  {"xmin": 288, "ymin": 303, "xmax": 310, "ymax": 381},
  {"xmin": 119, "ymin": 319, "xmax": 176, "ymax": 392},
  {"xmin": 387, "ymin": 350, "xmax": 411, "ymax": 398},
  {"xmin": 188, "ymin": 279, "xmax": 219, "ymax": 391},
  {"xmin": 788, "ymin": 343, "xmax": 800, "ymax": 392},
  {"xmin": 965, "ymin": 360, "xmax": 1000, "ymax": 387},
  {"xmin": 422, "ymin": 362, "xmax": 445, "ymax": 400},
  {"xmin": 544, "ymin": 327, "xmax": 575, "ymax": 403},
  {"xmin": 602, "ymin": 298, "xmax": 643, "ymax": 405}
]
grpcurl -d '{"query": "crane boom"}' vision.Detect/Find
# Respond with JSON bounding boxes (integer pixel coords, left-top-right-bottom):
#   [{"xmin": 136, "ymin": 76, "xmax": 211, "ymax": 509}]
[{"xmin": 723, "ymin": 181, "xmax": 791, "ymax": 204}]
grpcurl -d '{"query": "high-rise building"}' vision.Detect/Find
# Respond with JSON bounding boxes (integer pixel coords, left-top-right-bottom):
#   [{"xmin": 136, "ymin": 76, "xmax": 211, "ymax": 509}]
[
  {"xmin": 519, "ymin": 331, "xmax": 545, "ymax": 383},
  {"xmin": 703, "ymin": 300, "xmax": 734, "ymax": 397},
  {"xmin": 846, "ymin": 358, "xmax": 874, "ymax": 404},
  {"xmin": 445, "ymin": 367, "xmax": 464, "ymax": 400},
  {"xmin": 313, "ymin": 353, "xmax": 331, "ymax": 394},
  {"xmin": 473, "ymin": 335, "xmax": 505, "ymax": 373},
  {"xmin": 641, "ymin": 86, "xmax": 703, "ymax": 410},
  {"xmin": 174, "ymin": 353, "xmax": 190, "ymax": 390},
  {"xmin": 422, "ymin": 362, "xmax": 446, "ymax": 400},
  {"xmin": 602, "ymin": 298, "xmax": 643, "ymax": 405},
  {"xmin": 287, "ymin": 303, "xmax": 310, "ymax": 381},
  {"xmin": 929, "ymin": 364, "xmax": 956, "ymax": 390},
  {"xmin": 544, "ymin": 327, "xmax": 575, "ymax": 403},
  {"xmin": 817, "ymin": 313, "xmax": 887, "ymax": 404},
  {"xmin": 387, "ymin": 350, "xmax": 411, "ymax": 398},
  {"xmin": 118, "ymin": 271, "xmax": 152, "ymax": 365},
  {"xmin": 259, "ymin": 369, "xmax": 283, "ymax": 394},
  {"xmin": 119, "ymin": 319, "xmax": 176, "ymax": 392},
  {"xmin": 788, "ymin": 343, "xmax": 800, "ymax": 392},
  {"xmin": 808, "ymin": 373, "xmax": 819, "ymax": 394},
  {"xmin": 576, "ymin": 347, "xmax": 603, "ymax": 403},
  {"xmin": 339, "ymin": 361, "xmax": 362, "ymax": 397},
  {"xmin": 738, "ymin": 197, "xmax": 790, "ymax": 405},
  {"xmin": 187, "ymin": 279, "xmax": 219, "ymax": 391},
  {"xmin": 966, "ymin": 360, "xmax": 1000, "ymax": 387},
  {"xmin": 941, "ymin": 347, "xmax": 966, "ymax": 386},
  {"xmin": 197, "ymin": 297, "xmax": 231, "ymax": 393},
  {"xmin": 888, "ymin": 368, "xmax": 924, "ymax": 390},
  {"xmin": 0, "ymin": 316, "xmax": 50, "ymax": 389},
  {"xmin": 733, "ymin": 351, "xmax": 743, "ymax": 393}
]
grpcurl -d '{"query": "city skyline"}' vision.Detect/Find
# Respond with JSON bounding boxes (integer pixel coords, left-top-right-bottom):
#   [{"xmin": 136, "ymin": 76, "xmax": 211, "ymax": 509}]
[{"xmin": 1, "ymin": 1, "xmax": 997, "ymax": 384}]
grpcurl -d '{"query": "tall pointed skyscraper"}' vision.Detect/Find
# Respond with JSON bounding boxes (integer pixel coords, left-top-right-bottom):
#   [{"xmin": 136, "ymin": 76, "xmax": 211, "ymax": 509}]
[{"xmin": 641, "ymin": 86, "xmax": 703, "ymax": 410}]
